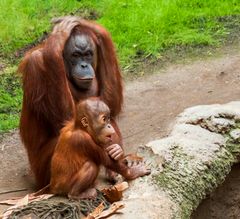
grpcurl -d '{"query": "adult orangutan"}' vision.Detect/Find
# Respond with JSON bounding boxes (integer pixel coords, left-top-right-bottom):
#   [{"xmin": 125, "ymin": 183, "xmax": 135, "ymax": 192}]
[{"xmin": 18, "ymin": 16, "xmax": 123, "ymax": 188}]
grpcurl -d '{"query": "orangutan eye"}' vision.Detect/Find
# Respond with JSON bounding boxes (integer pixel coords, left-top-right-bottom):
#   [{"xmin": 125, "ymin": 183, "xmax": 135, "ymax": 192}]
[
  {"xmin": 102, "ymin": 116, "xmax": 106, "ymax": 122},
  {"xmin": 72, "ymin": 52, "xmax": 80, "ymax": 58},
  {"xmin": 85, "ymin": 51, "xmax": 93, "ymax": 59}
]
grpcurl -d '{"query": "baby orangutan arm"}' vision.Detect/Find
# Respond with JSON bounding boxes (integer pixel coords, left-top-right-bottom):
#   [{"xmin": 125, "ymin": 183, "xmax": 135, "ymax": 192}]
[{"xmin": 102, "ymin": 152, "xmax": 151, "ymax": 180}]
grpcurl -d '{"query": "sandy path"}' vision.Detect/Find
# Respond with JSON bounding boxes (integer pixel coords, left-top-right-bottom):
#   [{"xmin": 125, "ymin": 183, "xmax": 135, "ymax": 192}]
[{"xmin": 120, "ymin": 47, "xmax": 240, "ymax": 153}]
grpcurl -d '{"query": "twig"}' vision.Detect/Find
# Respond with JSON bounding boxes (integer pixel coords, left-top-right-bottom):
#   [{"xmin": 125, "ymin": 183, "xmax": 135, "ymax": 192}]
[
  {"xmin": 1, "ymin": 144, "xmax": 5, "ymax": 151},
  {"xmin": 123, "ymin": 129, "xmax": 166, "ymax": 140},
  {"xmin": 0, "ymin": 188, "xmax": 28, "ymax": 195},
  {"xmin": 123, "ymin": 129, "xmax": 146, "ymax": 140}
]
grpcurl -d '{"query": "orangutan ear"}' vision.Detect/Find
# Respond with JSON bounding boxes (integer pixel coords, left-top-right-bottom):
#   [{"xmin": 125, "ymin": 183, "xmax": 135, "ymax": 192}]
[{"xmin": 81, "ymin": 117, "xmax": 89, "ymax": 127}]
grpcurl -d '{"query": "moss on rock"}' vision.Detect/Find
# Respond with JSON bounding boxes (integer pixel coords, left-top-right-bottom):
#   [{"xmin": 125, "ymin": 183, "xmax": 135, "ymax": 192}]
[{"xmin": 147, "ymin": 102, "xmax": 240, "ymax": 218}]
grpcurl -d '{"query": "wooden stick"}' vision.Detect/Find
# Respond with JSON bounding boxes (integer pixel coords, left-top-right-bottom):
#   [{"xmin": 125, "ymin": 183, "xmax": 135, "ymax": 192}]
[{"xmin": 0, "ymin": 188, "xmax": 28, "ymax": 195}]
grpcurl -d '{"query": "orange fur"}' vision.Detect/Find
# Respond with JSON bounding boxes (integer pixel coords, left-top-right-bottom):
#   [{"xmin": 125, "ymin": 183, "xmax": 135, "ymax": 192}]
[
  {"xmin": 18, "ymin": 17, "xmax": 123, "ymax": 188},
  {"xmin": 48, "ymin": 98, "xmax": 150, "ymax": 199}
]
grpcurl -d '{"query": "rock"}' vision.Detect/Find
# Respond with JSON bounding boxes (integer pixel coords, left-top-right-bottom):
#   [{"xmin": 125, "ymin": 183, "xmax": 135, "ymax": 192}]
[
  {"xmin": 115, "ymin": 101, "xmax": 240, "ymax": 218},
  {"xmin": 230, "ymin": 129, "xmax": 240, "ymax": 142}
]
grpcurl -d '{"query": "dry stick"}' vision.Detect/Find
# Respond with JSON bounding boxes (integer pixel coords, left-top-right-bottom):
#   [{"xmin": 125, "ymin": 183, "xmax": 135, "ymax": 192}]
[
  {"xmin": 0, "ymin": 188, "xmax": 28, "ymax": 195},
  {"xmin": 123, "ymin": 129, "xmax": 147, "ymax": 140},
  {"xmin": 123, "ymin": 111, "xmax": 169, "ymax": 140},
  {"xmin": 123, "ymin": 128, "xmax": 165, "ymax": 140}
]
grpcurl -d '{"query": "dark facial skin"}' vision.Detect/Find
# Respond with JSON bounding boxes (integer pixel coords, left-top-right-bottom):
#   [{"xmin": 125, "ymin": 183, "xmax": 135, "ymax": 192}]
[
  {"xmin": 81, "ymin": 100, "xmax": 115, "ymax": 146},
  {"xmin": 63, "ymin": 32, "xmax": 97, "ymax": 90},
  {"xmin": 92, "ymin": 113, "xmax": 115, "ymax": 146},
  {"xmin": 76, "ymin": 98, "xmax": 123, "ymax": 161}
]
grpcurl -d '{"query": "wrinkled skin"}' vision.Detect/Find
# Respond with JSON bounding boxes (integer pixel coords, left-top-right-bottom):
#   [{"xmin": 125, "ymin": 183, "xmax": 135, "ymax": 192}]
[{"xmin": 63, "ymin": 32, "xmax": 97, "ymax": 90}]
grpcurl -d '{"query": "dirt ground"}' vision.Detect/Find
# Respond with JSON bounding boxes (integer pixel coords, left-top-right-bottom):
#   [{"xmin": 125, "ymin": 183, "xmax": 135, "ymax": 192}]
[{"xmin": 0, "ymin": 44, "xmax": 240, "ymax": 218}]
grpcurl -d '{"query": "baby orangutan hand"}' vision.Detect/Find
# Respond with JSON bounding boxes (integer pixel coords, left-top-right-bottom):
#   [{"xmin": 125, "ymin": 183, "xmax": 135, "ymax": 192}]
[{"xmin": 106, "ymin": 144, "xmax": 124, "ymax": 161}]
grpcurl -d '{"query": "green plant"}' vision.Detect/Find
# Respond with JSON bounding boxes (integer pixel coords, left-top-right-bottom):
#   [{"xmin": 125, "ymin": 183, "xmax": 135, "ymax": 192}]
[{"xmin": 0, "ymin": 66, "xmax": 22, "ymax": 132}]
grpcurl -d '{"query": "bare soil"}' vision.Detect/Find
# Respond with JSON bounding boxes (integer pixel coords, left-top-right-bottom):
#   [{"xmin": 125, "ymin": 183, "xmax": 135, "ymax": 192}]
[{"xmin": 1, "ymin": 44, "xmax": 240, "ymax": 218}]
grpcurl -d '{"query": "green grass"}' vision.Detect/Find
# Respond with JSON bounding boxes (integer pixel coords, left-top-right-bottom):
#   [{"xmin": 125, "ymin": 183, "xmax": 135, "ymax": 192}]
[
  {"xmin": 0, "ymin": 0, "xmax": 239, "ymax": 132},
  {"xmin": 0, "ymin": 0, "xmax": 239, "ymax": 65},
  {"xmin": 0, "ymin": 0, "xmax": 87, "ymax": 57},
  {"xmin": 0, "ymin": 66, "xmax": 22, "ymax": 133},
  {"xmin": 95, "ymin": 0, "xmax": 240, "ymax": 65}
]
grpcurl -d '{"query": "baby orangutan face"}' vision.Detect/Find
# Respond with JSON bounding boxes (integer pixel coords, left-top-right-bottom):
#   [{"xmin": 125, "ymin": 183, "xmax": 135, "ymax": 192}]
[{"xmin": 78, "ymin": 98, "xmax": 115, "ymax": 146}]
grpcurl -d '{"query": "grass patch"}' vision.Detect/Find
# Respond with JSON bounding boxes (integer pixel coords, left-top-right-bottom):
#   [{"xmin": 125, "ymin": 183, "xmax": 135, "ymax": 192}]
[
  {"xmin": 0, "ymin": 67, "xmax": 22, "ymax": 133},
  {"xmin": 0, "ymin": 0, "xmax": 96, "ymax": 60},
  {"xmin": 0, "ymin": 0, "xmax": 239, "ymax": 65},
  {"xmin": 95, "ymin": 0, "xmax": 240, "ymax": 66}
]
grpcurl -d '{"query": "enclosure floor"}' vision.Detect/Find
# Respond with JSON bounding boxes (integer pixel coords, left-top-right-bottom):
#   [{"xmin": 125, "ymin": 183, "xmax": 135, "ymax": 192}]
[{"xmin": 1, "ymin": 45, "xmax": 240, "ymax": 217}]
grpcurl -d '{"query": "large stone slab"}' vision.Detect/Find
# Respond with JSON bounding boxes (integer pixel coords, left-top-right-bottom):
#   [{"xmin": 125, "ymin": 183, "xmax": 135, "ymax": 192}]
[{"xmin": 113, "ymin": 101, "xmax": 240, "ymax": 218}]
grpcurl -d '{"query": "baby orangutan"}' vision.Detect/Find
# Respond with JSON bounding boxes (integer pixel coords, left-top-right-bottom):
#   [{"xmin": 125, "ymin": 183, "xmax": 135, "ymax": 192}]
[{"xmin": 49, "ymin": 97, "xmax": 150, "ymax": 199}]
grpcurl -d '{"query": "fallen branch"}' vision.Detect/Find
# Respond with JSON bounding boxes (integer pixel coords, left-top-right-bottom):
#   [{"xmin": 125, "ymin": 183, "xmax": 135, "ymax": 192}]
[{"xmin": 0, "ymin": 188, "xmax": 27, "ymax": 195}]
